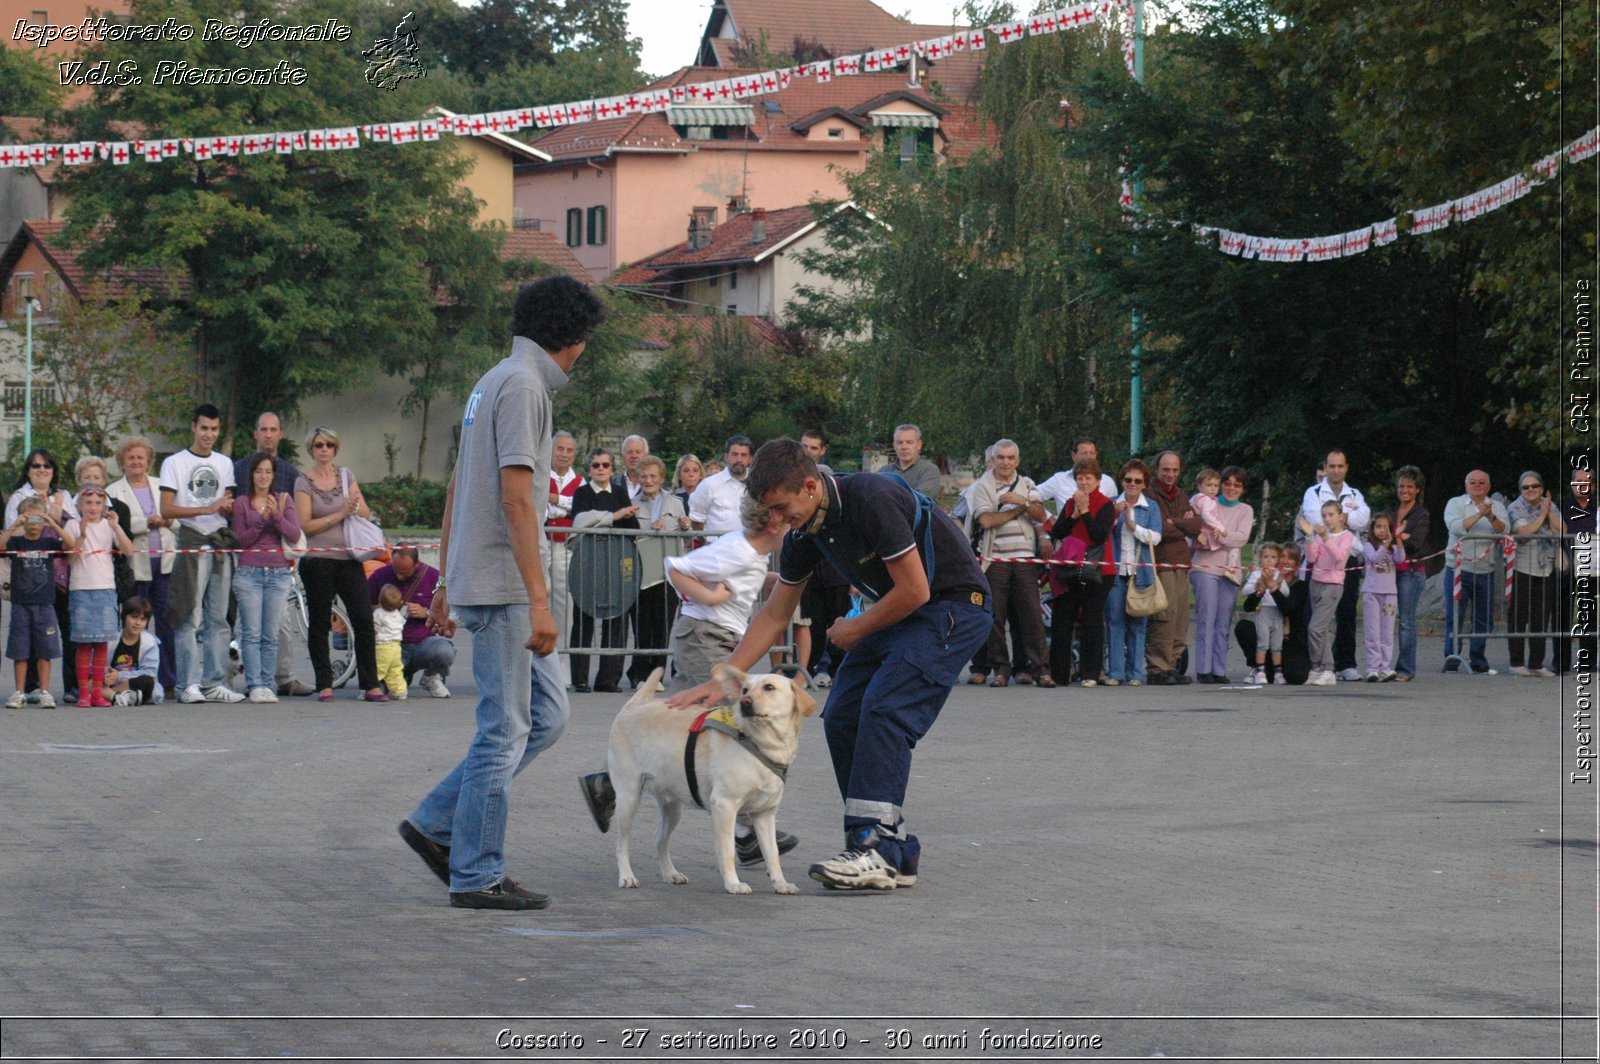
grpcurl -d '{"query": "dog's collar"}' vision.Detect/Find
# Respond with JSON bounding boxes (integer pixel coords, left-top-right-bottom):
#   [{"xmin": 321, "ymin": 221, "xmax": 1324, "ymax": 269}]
[{"xmin": 685, "ymin": 705, "xmax": 790, "ymax": 810}]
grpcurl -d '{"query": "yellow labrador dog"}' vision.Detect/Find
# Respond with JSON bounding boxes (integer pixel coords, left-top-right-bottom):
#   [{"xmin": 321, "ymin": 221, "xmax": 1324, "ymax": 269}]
[{"xmin": 608, "ymin": 664, "xmax": 816, "ymax": 895}]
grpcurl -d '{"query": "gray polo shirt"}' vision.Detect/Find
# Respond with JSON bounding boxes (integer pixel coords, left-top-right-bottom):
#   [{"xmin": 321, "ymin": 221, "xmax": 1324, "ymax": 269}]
[{"xmin": 447, "ymin": 336, "xmax": 569, "ymax": 606}]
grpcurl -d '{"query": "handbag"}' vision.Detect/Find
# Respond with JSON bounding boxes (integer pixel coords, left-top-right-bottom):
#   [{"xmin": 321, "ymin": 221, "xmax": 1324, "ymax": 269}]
[
  {"xmin": 1124, "ymin": 544, "xmax": 1168, "ymax": 618},
  {"xmin": 283, "ymin": 528, "xmax": 309, "ymax": 563},
  {"xmin": 339, "ymin": 468, "xmax": 386, "ymax": 562}
]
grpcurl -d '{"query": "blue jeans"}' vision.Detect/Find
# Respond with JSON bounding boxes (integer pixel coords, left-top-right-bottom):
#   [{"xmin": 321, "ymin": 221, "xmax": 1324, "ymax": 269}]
[
  {"xmin": 1104, "ymin": 576, "xmax": 1149, "ymax": 682},
  {"xmin": 234, "ymin": 566, "xmax": 291, "ymax": 690},
  {"xmin": 175, "ymin": 549, "xmax": 233, "ymax": 689},
  {"xmin": 406, "ymin": 604, "xmax": 569, "ymax": 892},
  {"xmin": 822, "ymin": 599, "xmax": 989, "ymax": 837},
  {"xmin": 1394, "ymin": 568, "xmax": 1426, "ymax": 678},
  {"xmin": 401, "ymin": 635, "xmax": 455, "ymax": 681},
  {"xmin": 1442, "ymin": 566, "xmax": 1494, "ymax": 670}
]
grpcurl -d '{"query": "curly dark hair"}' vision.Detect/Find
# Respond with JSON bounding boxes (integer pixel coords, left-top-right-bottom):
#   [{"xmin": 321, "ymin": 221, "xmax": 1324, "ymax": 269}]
[{"xmin": 512, "ymin": 275, "xmax": 606, "ymax": 352}]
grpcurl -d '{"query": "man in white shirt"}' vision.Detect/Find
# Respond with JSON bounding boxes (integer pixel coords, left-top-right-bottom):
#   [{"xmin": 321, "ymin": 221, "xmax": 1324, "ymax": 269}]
[
  {"xmin": 689, "ymin": 435, "xmax": 754, "ymax": 533},
  {"xmin": 159, "ymin": 403, "xmax": 243, "ymax": 704},
  {"xmin": 1297, "ymin": 450, "xmax": 1370, "ymax": 681},
  {"xmin": 1038, "ymin": 436, "xmax": 1118, "ymax": 512},
  {"xmin": 545, "ymin": 430, "xmax": 582, "ymax": 684},
  {"xmin": 1442, "ymin": 469, "xmax": 1509, "ymax": 674},
  {"xmin": 620, "ymin": 434, "xmax": 648, "ymax": 498}
]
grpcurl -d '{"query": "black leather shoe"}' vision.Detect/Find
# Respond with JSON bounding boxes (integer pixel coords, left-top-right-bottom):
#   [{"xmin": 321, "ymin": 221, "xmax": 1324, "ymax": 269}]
[
  {"xmin": 573, "ymin": 684, "xmax": 591, "ymax": 693},
  {"xmin": 578, "ymin": 772, "xmax": 616, "ymax": 833},
  {"xmin": 398, "ymin": 820, "xmax": 451, "ymax": 885},
  {"xmin": 736, "ymin": 829, "xmax": 800, "ymax": 866},
  {"xmin": 449, "ymin": 876, "xmax": 550, "ymax": 910},
  {"xmin": 1172, "ymin": 672, "xmax": 1194, "ymax": 685},
  {"xmin": 1150, "ymin": 671, "xmax": 1176, "ymax": 686},
  {"xmin": 593, "ymin": 683, "xmax": 620, "ymax": 693}
]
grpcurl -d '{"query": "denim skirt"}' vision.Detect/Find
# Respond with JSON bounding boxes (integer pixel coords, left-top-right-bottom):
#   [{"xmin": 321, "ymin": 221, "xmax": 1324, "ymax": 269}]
[{"xmin": 70, "ymin": 588, "xmax": 120, "ymax": 643}]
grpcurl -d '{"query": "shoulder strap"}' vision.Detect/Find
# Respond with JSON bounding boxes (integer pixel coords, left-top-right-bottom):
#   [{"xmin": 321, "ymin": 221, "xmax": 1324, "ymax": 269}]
[{"xmin": 873, "ymin": 470, "xmax": 937, "ymax": 590}]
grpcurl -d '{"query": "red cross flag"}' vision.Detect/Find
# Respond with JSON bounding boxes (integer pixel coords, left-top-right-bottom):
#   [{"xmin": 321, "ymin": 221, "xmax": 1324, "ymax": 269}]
[
  {"xmin": 993, "ymin": 19, "xmax": 1025, "ymax": 43},
  {"xmin": 365, "ymin": 123, "xmax": 392, "ymax": 142},
  {"xmin": 1566, "ymin": 126, "xmax": 1599, "ymax": 163},
  {"xmin": 275, "ymin": 133, "xmax": 295, "ymax": 154},
  {"xmin": 1409, "ymin": 202, "xmax": 1451, "ymax": 235},
  {"xmin": 1218, "ymin": 229, "xmax": 1245, "ymax": 256},
  {"xmin": 421, "ymin": 119, "xmax": 440, "ymax": 141},
  {"xmin": 143, "ymin": 141, "xmax": 164, "ymax": 162},
  {"xmin": 777, "ymin": 68, "xmax": 792, "ymax": 89},
  {"xmin": 965, "ymin": 28, "xmax": 988, "ymax": 50},
  {"xmin": 1341, "ymin": 226, "xmax": 1372, "ymax": 256},
  {"xmin": 0, "ymin": 147, "xmax": 16, "ymax": 168},
  {"xmin": 814, "ymin": 63, "xmax": 832, "ymax": 83},
  {"xmin": 1372, "ymin": 218, "xmax": 1398, "ymax": 245},
  {"xmin": 833, "ymin": 55, "xmax": 860, "ymax": 76},
  {"xmin": 392, "ymin": 122, "xmax": 419, "ymax": 144},
  {"xmin": 1532, "ymin": 150, "xmax": 1561, "ymax": 182}
]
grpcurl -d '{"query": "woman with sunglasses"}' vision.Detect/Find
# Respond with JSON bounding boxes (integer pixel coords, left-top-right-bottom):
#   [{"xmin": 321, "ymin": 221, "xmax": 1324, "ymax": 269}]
[
  {"xmin": 1103, "ymin": 459, "xmax": 1164, "ymax": 687},
  {"xmin": 294, "ymin": 427, "xmax": 385, "ymax": 702},
  {"xmin": 1507, "ymin": 471, "xmax": 1564, "ymax": 677},
  {"xmin": 6, "ymin": 449, "xmax": 79, "ymax": 701},
  {"xmin": 568, "ymin": 447, "xmax": 639, "ymax": 693}
]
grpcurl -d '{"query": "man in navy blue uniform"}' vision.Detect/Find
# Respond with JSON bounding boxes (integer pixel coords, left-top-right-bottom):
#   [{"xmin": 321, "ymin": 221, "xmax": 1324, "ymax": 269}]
[{"xmin": 671, "ymin": 438, "xmax": 991, "ymax": 891}]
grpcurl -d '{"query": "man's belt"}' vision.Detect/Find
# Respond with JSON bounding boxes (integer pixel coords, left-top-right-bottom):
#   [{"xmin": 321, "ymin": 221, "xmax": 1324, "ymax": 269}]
[{"xmin": 934, "ymin": 588, "xmax": 988, "ymax": 609}]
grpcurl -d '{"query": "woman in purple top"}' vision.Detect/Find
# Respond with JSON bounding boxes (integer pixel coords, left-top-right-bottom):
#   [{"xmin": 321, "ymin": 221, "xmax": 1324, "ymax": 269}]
[
  {"xmin": 1381, "ymin": 465, "xmax": 1432, "ymax": 681},
  {"xmin": 232, "ymin": 452, "xmax": 302, "ymax": 704}
]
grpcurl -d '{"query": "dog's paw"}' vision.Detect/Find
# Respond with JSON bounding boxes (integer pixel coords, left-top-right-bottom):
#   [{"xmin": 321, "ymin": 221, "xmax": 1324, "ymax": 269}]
[
  {"xmin": 724, "ymin": 881, "xmax": 753, "ymax": 895},
  {"xmin": 773, "ymin": 880, "xmax": 798, "ymax": 895},
  {"xmin": 665, "ymin": 872, "xmax": 689, "ymax": 885},
  {"xmin": 618, "ymin": 876, "xmax": 640, "ymax": 889}
]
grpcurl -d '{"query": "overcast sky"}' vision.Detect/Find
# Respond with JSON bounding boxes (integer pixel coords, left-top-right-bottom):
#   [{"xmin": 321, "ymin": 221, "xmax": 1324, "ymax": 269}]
[{"xmin": 626, "ymin": 1, "xmax": 974, "ymax": 78}]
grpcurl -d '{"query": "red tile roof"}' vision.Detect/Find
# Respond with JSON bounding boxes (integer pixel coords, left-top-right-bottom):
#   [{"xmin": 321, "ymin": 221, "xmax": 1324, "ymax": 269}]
[
  {"xmin": 610, "ymin": 204, "xmax": 822, "ymax": 285},
  {"xmin": 530, "ymin": 67, "xmax": 958, "ymax": 161},
  {"xmin": 1, "ymin": 220, "xmax": 189, "ymax": 301},
  {"xmin": 633, "ymin": 312, "xmax": 789, "ymax": 352},
  {"xmin": 499, "ymin": 229, "xmax": 594, "ymax": 283},
  {"xmin": 701, "ymin": 0, "xmax": 984, "ymax": 100}
]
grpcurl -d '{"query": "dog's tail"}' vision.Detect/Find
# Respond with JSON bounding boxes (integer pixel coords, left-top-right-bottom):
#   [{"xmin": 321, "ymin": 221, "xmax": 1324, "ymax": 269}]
[{"xmin": 622, "ymin": 667, "xmax": 667, "ymax": 708}]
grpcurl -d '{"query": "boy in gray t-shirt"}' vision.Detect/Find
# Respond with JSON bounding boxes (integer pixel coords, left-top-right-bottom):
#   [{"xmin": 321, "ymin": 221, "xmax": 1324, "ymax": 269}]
[{"xmin": 401, "ymin": 275, "xmax": 606, "ymax": 912}]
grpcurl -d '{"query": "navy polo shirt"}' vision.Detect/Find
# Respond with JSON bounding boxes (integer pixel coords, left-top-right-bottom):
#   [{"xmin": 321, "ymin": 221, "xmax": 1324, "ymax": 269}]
[{"xmin": 778, "ymin": 473, "xmax": 989, "ymax": 604}]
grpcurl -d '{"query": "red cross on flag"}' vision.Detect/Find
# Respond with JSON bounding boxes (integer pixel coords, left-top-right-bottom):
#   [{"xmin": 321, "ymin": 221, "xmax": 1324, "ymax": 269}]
[
  {"xmin": 337, "ymin": 128, "xmax": 359, "ymax": 149},
  {"xmin": 834, "ymin": 54, "xmax": 860, "ymax": 76},
  {"xmin": 1532, "ymin": 151, "xmax": 1560, "ymax": 182},
  {"xmin": 421, "ymin": 119, "xmax": 440, "ymax": 141},
  {"xmin": 814, "ymin": 63, "xmax": 832, "ymax": 83},
  {"xmin": 393, "ymin": 122, "xmax": 420, "ymax": 143},
  {"xmin": 366, "ymin": 123, "xmax": 392, "ymax": 142},
  {"xmin": 993, "ymin": 19, "xmax": 1025, "ymax": 42},
  {"xmin": 62, "ymin": 144, "xmax": 84, "ymax": 165},
  {"xmin": 275, "ymin": 134, "xmax": 295, "ymax": 154},
  {"xmin": 1341, "ymin": 226, "xmax": 1372, "ymax": 256},
  {"xmin": 0, "ymin": 147, "xmax": 16, "ymax": 168},
  {"xmin": 777, "ymin": 68, "xmax": 792, "ymax": 89},
  {"xmin": 1217, "ymin": 229, "xmax": 1245, "ymax": 256},
  {"xmin": 144, "ymin": 141, "xmax": 164, "ymax": 162},
  {"xmin": 1409, "ymin": 202, "xmax": 1451, "ymax": 235},
  {"xmin": 191, "ymin": 140, "xmax": 213, "ymax": 161},
  {"xmin": 965, "ymin": 29, "xmax": 987, "ymax": 50},
  {"xmin": 307, "ymin": 130, "xmax": 327, "ymax": 150},
  {"xmin": 1566, "ymin": 126, "xmax": 1600, "ymax": 163},
  {"xmin": 1372, "ymin": 218, "xmax": 1398, "ymax": 245},
  {"xmin": 568, "ymin": 100, "xmax": 594, "ymax": 122}
]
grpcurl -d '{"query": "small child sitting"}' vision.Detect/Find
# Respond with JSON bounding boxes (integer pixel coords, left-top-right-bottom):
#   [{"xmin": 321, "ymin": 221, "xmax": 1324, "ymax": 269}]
[
  {"xmin": 374, "ymin": 584, "xmax": 408, "ymax": 701},
  {"xmin": 104, "ymin": 595, "xmax": 163, "ymax": 706}
]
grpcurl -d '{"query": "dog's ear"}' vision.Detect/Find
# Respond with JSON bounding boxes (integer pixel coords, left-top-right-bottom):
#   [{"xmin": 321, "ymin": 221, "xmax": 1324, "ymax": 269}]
[
  {"xmin": 789, "ymin": 672, "xmax": 818, "ymax": 716},
  {"xmin": 711, "ymin": 662, "xmax": 746, "ymax": 703}
]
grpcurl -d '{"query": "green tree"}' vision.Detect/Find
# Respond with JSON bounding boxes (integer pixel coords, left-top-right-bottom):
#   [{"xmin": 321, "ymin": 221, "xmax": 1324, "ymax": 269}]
[
  {"xmin": 0, "ymin": 44, "xmax": 65, "ymax": 116},
  {"xmin": 57, "ymin": 0, "xmax": 504, "ymax": 450},
  {"xmin": 30, "ymin": 282, "xmax": 193, "ymax": 460},
  {"xmin": 791, "ymin": 22, "xmax": 1128, "ymax": 475}
]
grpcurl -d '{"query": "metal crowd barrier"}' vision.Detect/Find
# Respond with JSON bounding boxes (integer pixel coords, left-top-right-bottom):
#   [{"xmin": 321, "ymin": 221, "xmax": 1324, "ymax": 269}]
[
  {"xmin": 1441, "ymin": 532, "xmax": 1595, "ymax": 660},
  {"xmin": 542, "ymin": 525, "xmax": 794, "ymax": 676}
]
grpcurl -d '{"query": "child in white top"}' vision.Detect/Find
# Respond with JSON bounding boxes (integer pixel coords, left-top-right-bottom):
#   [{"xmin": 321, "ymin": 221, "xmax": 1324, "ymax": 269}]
[
  {"xmin": 1189, "ymin": 468, "xmax": 1227, "ymax": 550},
  {"xmin": 373, "ymin": 584, "xmax": 408, "ymax": 700},
  {"xmin": 1242, "ymin": 542, "xmax": 1285, "ymax": 684}
]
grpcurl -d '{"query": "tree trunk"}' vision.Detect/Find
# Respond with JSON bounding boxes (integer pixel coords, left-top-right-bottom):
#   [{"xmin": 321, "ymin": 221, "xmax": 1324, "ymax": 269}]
[{"xmin": 415, "ymin": 396, "xmax": 430, "ymax": 479}]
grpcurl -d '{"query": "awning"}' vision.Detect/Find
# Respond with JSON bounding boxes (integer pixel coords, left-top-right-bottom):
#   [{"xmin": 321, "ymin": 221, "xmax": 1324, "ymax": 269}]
[
  {"xmin": 868, "ymin": 111, "xmax": 939, "ymax": 129},
  {"xmin": 667, "ymin": 105, "xmax": 755, "ymax": 126}
]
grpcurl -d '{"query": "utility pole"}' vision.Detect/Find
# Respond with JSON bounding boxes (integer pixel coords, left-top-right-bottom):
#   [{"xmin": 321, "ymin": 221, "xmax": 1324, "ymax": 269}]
[{"xmin": 1128, "ymin": 0, "xmax": 1145, "ymax": 455}]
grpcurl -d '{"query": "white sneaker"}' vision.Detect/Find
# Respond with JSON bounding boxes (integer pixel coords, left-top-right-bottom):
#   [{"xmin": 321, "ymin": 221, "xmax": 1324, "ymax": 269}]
[
  {"xmin": 421, "ymin": 672, "xmax": 450, "ymax": 699},
  {"xmin": 5, "ymin": 690, "xmax": 25, "ymax": 709},
  {"xmin": 1312, "ymin": 670, "xmax": 1337, "ymax": 686},
  {"xmin": 1536, "ymin": 666, "xmax": 1557, "ymax": 678},
  {"xmin": 1079, "ymin": 678, "xmax": 1097, "ymax": 688},
  {"xmin": 1127, "ymin": 679, "xmax": 1142, "ymax": 687},
  {"xmin": 1509, "ymin": 665, "xmax": 1532, "ymax": 677},
  {"xmin": 1336, "ymin": 667, "xmax": 1361, "ymax": 682},
  {"xmin": 1248, "ymin": 668, "xmax": 1267, "ymax": 684},
  {"xmin": 807, "ymin": 847, "xmax": 906, "ymax": 890},
  {"xmin": 178, "ymin": 684, "xmax": 207, "ymax": 703},
  {"xmin": 1272, "ymin": 674, "xmax": 1287, "ymax": 685},
  {"xmin": 36, "ymin": 690, "xmax": 55, "ymax": 708},
  {"xmin": 1100, "ymin": 677, "xmax": 1120, "ymax": 686},
  {"xmin": 113, "ymin": 689, "xmax": 142, "ymax": 706},
  {"xmin": 247, "ymin": 686, "xmax": 279, "ymax": 703},
  {"xmin": 391, "ymin": 689, "xmax": 408, "ymax": 701},
  {"xmin": 813, "ymin": 671, "xmax": 832, "ymax": 689},
  {"xmin": 203, "ymin": 684, "xmax": 245, "ymax": 704}
]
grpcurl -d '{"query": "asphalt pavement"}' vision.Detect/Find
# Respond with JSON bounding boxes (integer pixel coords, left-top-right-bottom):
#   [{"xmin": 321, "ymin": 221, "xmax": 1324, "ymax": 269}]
[{"xmin": 1, "ymin": 627, "xmax": 1595, "ymax": 1063}]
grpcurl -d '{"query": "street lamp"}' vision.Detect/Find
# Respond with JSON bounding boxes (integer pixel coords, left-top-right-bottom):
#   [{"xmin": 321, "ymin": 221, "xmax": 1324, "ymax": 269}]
[{"xmin": 16, "ymin": 274, "xmax": 41, "ymax": 455}]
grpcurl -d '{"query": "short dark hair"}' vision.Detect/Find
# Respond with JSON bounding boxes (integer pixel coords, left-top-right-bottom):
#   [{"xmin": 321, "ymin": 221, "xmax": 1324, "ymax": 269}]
[
  {"xmin": 192, "ymin": 403, "xmax": 221, "ymax": 423},
  {"xmin": 746, "ymin": 437, "xmax": 817, "ymax": 500},
  {"xmin": 1120, "ymin": 458, "xmax": 1151, "ymax": 483},
  {"xmin": 512, "ymin": 275, "xmax": 606, "ymax": 352},
  {"xmin": 1072, "ymin": 456, "xmax": 1101, "ymax": 478},
  {"xmin": 725, "ymin": 434, "xmax": 753, "ymax": 455},
  {"xmin": 121, "ymin": 595, "xmax": 154, "ymax": 620},
  {"xmin": 392, "ymin": 545, "xmax": 420, "ymax": 563},
  {"xmin": 1071, "ymin": 435, "xmax": 1098, "ymax": 453},
  {"xmin": 801, "ymin": 428, "xmax": 826, "ymax": 445},
  {"xmin": 1220, "ymin": 465, "xmax": 1248, "ymax": 489},
  {"xmin": 1395, "ymin": 464, "xmax": 1424, "ymax": 492}
]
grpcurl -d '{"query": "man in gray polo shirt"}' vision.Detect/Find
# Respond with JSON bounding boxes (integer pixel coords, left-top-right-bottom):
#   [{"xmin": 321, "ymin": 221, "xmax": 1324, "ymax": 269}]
[{"xmin": 399, "ymin": 275, "xmax": 606, "ymax": 911}]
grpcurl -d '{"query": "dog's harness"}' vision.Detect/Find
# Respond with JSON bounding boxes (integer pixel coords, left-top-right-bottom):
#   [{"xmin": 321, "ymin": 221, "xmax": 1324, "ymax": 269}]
[{"xmin": 684, "ymin": 705, "xmax": 789, "ymax": 810}]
